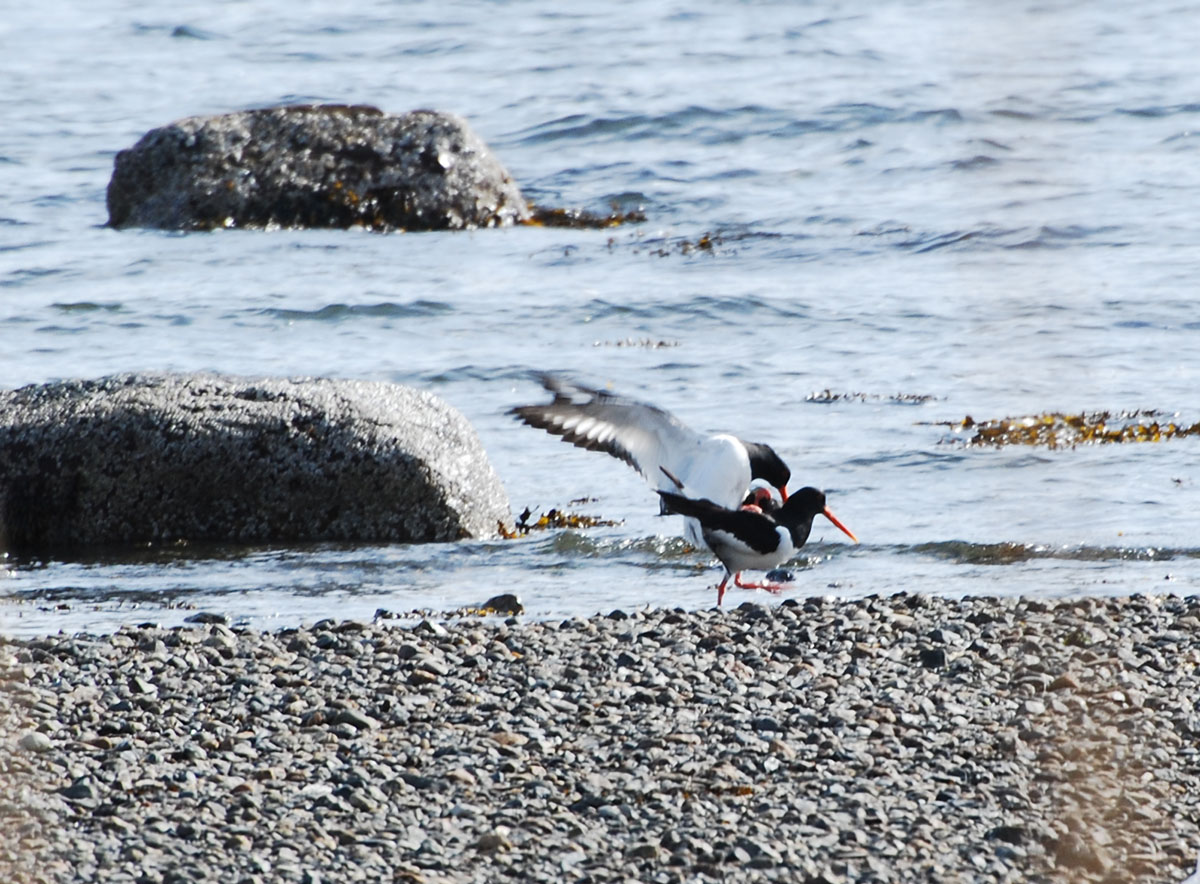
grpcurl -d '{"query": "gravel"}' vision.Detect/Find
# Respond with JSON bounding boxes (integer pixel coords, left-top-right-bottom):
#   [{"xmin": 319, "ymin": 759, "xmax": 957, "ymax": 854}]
[{"xmin": 2, "ymin": 593, "xmax": 1198, "ymax": 883}]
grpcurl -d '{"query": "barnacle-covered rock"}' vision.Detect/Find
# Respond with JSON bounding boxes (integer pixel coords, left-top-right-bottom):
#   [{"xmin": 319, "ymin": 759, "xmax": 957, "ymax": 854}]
[
  {"xmin": 106, "ymin": 105, "xmax": 531, "ymax": 232},
  {"xmin": 0, "ymin": 372, "xmax": 511, "ymax": 551}
]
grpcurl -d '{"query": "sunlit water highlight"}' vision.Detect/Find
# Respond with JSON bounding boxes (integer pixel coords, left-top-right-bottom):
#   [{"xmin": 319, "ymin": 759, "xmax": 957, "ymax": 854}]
[{"xmin": 3, "ymin": 0, "xmax": 1200, "ymax": 636}]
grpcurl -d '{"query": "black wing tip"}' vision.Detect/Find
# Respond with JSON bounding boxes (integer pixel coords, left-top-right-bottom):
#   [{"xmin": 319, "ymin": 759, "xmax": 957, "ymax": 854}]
[
  {"xmin": 509, "ymin": 402, "xmax": 646, "ymax": 477},
  {"xmin": 511, "ymin": 371, "xmax": 616, "ymax": 407},
  {"xmin": 742, "ymin": 439, "xmax": 792, "ymax": 488}
]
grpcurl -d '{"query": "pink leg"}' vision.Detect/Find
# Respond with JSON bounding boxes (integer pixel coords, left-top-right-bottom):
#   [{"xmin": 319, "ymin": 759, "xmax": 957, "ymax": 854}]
[
  {"xmin": 716, "ymin": 574, "xmax": 731, "ymax": 606},
  {"xmin": 734, "ymin": 572, "xmax": 785, "ymax": 593}
]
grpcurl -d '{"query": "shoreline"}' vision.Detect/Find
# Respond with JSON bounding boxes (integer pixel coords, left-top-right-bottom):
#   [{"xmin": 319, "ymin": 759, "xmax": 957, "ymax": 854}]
[{"xmin": 3, "ymin": 593, "xmax": 1198, "ymax": 883}]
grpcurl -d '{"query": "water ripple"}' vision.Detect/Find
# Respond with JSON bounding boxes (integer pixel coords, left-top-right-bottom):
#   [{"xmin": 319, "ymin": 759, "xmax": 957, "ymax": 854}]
[
  {"xmin": 908, "ymin": 540, "xmax": 1199, "ymax": 565},
  {"xmin": 257, "ymin": 301, "xmax": 454, "ymax": 322}
]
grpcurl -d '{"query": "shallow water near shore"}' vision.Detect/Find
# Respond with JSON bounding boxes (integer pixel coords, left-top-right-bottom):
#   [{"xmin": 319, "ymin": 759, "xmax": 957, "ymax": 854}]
[{"xmin": 3, "ymin": 0, "xmax": 1200, "ymax": 637}]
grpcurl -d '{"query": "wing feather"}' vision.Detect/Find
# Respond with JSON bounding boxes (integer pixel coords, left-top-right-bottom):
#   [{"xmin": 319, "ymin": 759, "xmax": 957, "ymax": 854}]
[{"xmin": 509, "ymin": 374, "xmax": 704, "ymax": 483}]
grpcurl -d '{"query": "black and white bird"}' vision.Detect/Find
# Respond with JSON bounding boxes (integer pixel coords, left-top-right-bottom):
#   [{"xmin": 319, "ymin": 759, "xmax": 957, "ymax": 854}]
[
  {"xmin": 509, "ymin": 374, "xmax": 791, "ymax": 547},
  {"xmin": 658, "ymin": 487, "xmax": 858, "ymax": 605}
]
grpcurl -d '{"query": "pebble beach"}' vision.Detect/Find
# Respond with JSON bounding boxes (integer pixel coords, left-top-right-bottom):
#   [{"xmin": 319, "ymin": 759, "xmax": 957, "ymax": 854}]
[{"xmin": 3, "ymin": 593, "xmax": 1199, "ymax": 884}]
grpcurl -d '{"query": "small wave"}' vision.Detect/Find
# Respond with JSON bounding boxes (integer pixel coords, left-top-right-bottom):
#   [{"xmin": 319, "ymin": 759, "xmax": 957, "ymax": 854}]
[
  {"xmin": 542, "ymin": 531, "xmax": 691, "ymax": 560},
  {"xmin": 580, "ymin": 293, "xmax": 808, "ymax": 323},
  {"xmin": 950, "ymin": 154, "xmax": 1000, "ymax": 171},
  {"xmin": 170, "ymin": 24, "xmax": 219, "ymax": 40},
  {"xmin": 989, "ymin": 108, "xmax": 1039, "ymax": 121},
  {"xmin": 885, "ymin": 223, "xmax": 1124, "ymax": 254},
  {"xmin": 1004, "ymin": 224, "xmax": 1126, "ymax": 250},
  {"xmin": 259, "ymin": 301, "xmax": 453, "ymax": 322},
  {"xmin": 1118, "ymin": 103, "xmax": 1200, "ymax": 119},
  {"xmin": 1162, "ymin": 130, "xmax": 1200, "ymax": 147},
  {"xmin": 1, "ymin": 266, "xmax": 67, "ymax": 288},
  {"xmin": 514, "ymin": 105, "xmax": 770, "ymax": 146},
  {"xmin": 908, "ymin": 540, "xmax": 1197, "ymax": 565},
  {"xmin": 51, "ymin": 301, "xmax": 123, "ymax": 313},
  {"xmin": 904, "ymin": 108, "xmax": 964, "ymax": 126},
  {"xmin": 895, "ymin": 226, "xmax": 1021, "ymax": 254}
]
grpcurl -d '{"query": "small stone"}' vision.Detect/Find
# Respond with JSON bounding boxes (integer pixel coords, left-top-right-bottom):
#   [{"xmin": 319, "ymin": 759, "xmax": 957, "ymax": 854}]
[
  {"xmin": 60, "ymin": 781, "xmax": 95, "ymax": 802},
  {"xmin": 333, "ymin": 708, "xmax": 379, "ymax": 731},
  {"xmin": 482, "ymin": 593, "xmax": 524, "ymax": 615},
  {"xmin": 627, "ymin": 843, "xmax": 659, "ymax": 860},
  {"xmin": 474, "ymin": 832, "xmax": 512, "ymax": 852},
  {"xmin": 1048, "ymin": 673, "xmax": 1080, "ymax": 692},
  {"xmin": 987, "ymin": 825, "xmax": 1025, "ymax": 845},
  {"xmin": 18, "ymin": 731, "xmax": 53, "ymax": 753},
  {"xmin": 416, "ymin": 619, "xmax": 448, "ymax": 637},
  {"xmin": 919, "ymin": 647, "xmax": 947, "ymax": 669},
  {"xmin": 768, "ymin": 739, "xmax": 797, "ymax": 760},
  {"xmin": 185, "ymin": 612, "xmax": 229, "ymax": 625},
  {"xmin": 490, "ymin": 731, "xmax": 528, "ymax": 747},
  {"xmin": 1055, "ymin": 832, "xmax": 1113, "ymax": 874}
]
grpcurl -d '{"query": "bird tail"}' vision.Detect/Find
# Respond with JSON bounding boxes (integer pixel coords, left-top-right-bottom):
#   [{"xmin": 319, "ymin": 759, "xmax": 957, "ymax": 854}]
[{"xmin": 657, "ymin": 490, "xmax": 722, "ymax": 519}]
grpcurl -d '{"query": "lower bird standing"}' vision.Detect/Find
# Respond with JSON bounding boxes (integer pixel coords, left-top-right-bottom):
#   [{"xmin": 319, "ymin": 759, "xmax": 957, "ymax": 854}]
[{"xmin": 658, "ymin": 487, "xmax": 858, "ymax": 605}]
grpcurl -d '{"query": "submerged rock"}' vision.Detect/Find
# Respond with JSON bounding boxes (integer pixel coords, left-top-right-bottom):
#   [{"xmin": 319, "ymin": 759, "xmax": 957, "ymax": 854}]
[
  {"xmin": 106, "ymin": 105, "xmax": 531, "ymax": 232},
  {"xmin": 0, "ymin": 372, "xmax": 510, "ymax": 551}
]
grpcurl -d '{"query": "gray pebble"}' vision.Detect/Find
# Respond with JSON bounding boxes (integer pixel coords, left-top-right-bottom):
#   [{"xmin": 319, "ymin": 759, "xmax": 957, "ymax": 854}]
[
  {"xmin": 3, "ymin": 594, "xmax": 1199, "ymax": 884},
  {"xmin": 17, "ymin": 731, "xmax": 53, "ymax": 753}
]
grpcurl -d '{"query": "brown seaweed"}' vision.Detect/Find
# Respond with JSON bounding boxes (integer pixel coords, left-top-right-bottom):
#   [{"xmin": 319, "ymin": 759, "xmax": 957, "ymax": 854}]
[
  {"xmin": 525, "ymin": 206, "xmax": 646, "ymax": 229},
  {"xmin": 936, "ymin": 410, "xmax": 1200, "ymax": 448},
  {"xmin": 807, "ymin": 389, "xmax": 939, "ymax": 405},
  {"xmin": 498, "ymin": 505, "xmax": 622, "ymax": 539}
]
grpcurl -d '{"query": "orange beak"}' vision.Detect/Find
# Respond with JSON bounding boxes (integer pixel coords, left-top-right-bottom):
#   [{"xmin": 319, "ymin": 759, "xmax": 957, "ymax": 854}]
[
  {"xmin": 778, "ymin": 486, "xmax": 789, "ymax": 502},
  {"xmin": 822, "ymin": 506, "xmax": 858, "ymax": 544}
]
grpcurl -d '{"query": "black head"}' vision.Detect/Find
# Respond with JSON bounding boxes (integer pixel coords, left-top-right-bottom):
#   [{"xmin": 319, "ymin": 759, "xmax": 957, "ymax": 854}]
[
  {"xmin": 741, "ymin": 440, "xmax": 791, "ymax": 491},
  {"xmin": 780, "ymin": 486, "xmax": 827, "ymax": 518},
  {"xmin": 780, "ymin": 487, "xmax": 858, "ymax": 544}
]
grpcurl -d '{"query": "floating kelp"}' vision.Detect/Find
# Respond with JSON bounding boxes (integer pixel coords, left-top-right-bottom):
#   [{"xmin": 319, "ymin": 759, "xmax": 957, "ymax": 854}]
[
  {"xmin": 649, "ymin": 232, "xmax": 719, "ymax": 256},
  {"xmin": 498, "ymin": 505, "xmax": 622, "ymax": 539},
  {"xmin": 807, "ymin": 389, "xmax": 939, "ymax": 405},
  {"xmin": 525, "ymin": 206, "xmax": 646, "ymax": 229},
  {"xmin": 939, "ymin": 410, "xmax": 1200, "ymax": 448},
  {"xmin": 592, "ymin": 337, "xmax": 679, "ymax": 349}
]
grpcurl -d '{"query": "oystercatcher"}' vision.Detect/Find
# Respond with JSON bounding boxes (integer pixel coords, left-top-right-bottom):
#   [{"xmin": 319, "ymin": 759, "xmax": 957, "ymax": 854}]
[
  {"xmin": 658, "ymin": 487, "xmax": 857, "ymax": 605},
  {"xmin": 509, "ymin": 374, "xmax": 791, "ymax": 547}
]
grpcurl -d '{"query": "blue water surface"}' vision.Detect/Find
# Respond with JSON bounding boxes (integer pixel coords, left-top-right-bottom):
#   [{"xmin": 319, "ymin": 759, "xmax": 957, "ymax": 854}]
[{"xmin": 2, "ymin": 0, "xmax": 1199, "ymax": 635}]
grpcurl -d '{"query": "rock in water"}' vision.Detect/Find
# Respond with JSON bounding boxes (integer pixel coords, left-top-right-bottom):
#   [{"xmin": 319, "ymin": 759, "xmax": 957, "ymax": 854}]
[
  {"xmin": 106, "ymin": 105, "xmax": 531, "ymax": 232},
  {"xmin": 0, "ymin": 373, "xmax": 511, "ymax": 550}
]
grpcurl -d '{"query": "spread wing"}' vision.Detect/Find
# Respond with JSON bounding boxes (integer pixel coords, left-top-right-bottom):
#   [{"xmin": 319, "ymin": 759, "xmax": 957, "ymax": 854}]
[{"xmin": 509, "ymin": 373, "xmax": 705, "ymax": 487}]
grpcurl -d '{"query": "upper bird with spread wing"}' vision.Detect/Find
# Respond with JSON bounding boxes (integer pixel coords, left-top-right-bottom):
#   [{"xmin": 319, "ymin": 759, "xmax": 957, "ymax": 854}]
[{"xmin": 509, "ymin": 373, "xmax": 791, "ymax": 547}]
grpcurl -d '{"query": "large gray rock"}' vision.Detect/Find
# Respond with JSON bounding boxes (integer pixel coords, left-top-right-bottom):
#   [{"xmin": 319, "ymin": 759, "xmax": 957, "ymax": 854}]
[
  {"xmin": 0, "ymin": 373, "xmax": 511, "ymax": 551},
  {"xmin": 106, "ymin": 105, "xmax": 532, "ymax": 232}
]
